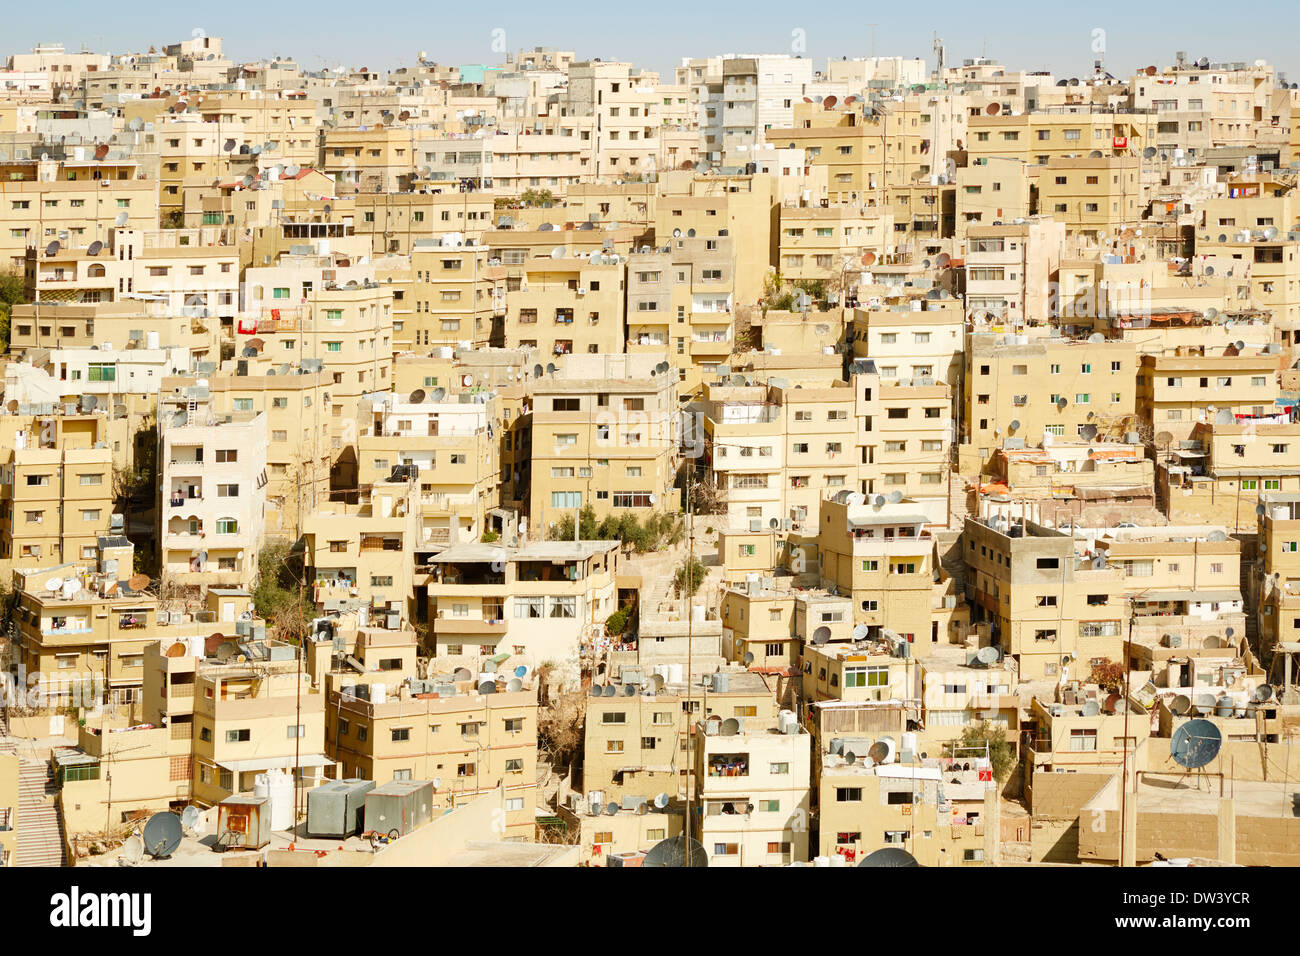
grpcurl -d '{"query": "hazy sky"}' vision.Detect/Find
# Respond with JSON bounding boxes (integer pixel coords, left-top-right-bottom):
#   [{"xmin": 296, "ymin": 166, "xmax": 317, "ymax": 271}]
[{"xmin": 4, "ymin": 1, "xmax": 1295, "ymax": 83}]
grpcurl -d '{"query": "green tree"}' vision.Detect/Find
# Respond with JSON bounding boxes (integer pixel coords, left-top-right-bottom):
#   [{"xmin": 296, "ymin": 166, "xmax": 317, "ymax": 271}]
[
  {"xmin": 947, "ymin": 721, "xmax": 1017, "ymax": 783},
  {"xmin": 519, "ymin": 188, "xmax": 555, "ymax": 207},
  {"xmin": 0, "ymin": 270, "xmax": 25, "ymax": 353},
  {"xmin": 673, "ymin": 556, "xmax": 706, "ymax": 598},
  {"xmin": 252, "ymin": 539, "xmax": 314, "ymax": 643}
]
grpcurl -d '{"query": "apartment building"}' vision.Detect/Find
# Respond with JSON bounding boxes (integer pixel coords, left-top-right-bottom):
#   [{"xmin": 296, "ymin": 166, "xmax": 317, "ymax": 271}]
[
  {"xmin": 142, "ymin": 636, "xmax": 328, "ymax": 807},
  {"xmin": 1197, "ymin": 182, "xmax": 1300, "ymax": 339},
  {"xmin": 626, "ymin": 236, "xmax": 736, "ymax": 393},
  {"xmin": 0, "ymin": 160, "xmax": 157, "ymax": 269},
  {"xmin": 963, "ymin": 334, "xmax": 1139, "ymax": 474},
  {"xmin": 584, "ymin": 667, "xmax": 778, "ymax": 803},
  {"xmin": 1036, "ymin": 155, "xmax": 1143, "ymax": 238},
  {"xmin": 1160, "ymin": 420, "xmax": 1300, "ymax": 531},
  {"xmin": 962, "ymin": 515, "xmax": 1127, "ymax": 680},
  {"xmin": 406, "ymin": 239, "xmax": 504, "ymax": 349},
  {"xmin": 196, "ymin": 365, "xmax": 334, "ymax": 538},
  {"xmin": 530, "ymin": 354, "xmax": 680, "ymax": 528},
  {"xmin": 356, "ymin": 388, "xmax": 500, "ymax": 550},
  {"xmin": 966, "ymin": 110, "xmax": 1156, "ymax": 166},
  {"xmin": 302, "ymin": 474, "xmax": 420, "ymax": 619},
  {"xmin": 954, "ymin": 156, "xmax": 1032, "ymax": 230},
  {"xmin": 12, "ymin": 549, "xmax": 258, "ymax": 711},
  {"xmin": 692, "ymin": 713, "xmax": 811, "ymax": 866},
  {"xmin": 964, "ymin": 218, "xmax": 1066, "ymax": 325},
  {"xmin": 157, "ymin": 392, "xmax": 268, "ymax": 589},
  {"xmin": 850, "ymin": 296, "xmax": 964, "ymax": 391},
  {"xmin": 817, "ymin": 497, "xmax": 945, "ymax": 648},
  {"xmin": 7, "ymin": 299, "xmax": 217, "ymax": 361},
  {"xmin": 1136, "ymin": 347, "xmax": 1282, "ymax": 442},
  {"xmin": 352, "ymin": 191, "xmax": 495, "ymax": 255},
  {"xmin": 503, "ymin": 255, "xmax": 625, "ymax": 357},
  {"xmin": 850, "ymin": 361, "xmax": 954, "ymax": 522},
  {"xmin": 777, "ymin": 206, "xmax": 889, "ymax": 285},
  {"xmin": 326, "ymin": 673, "xmax": 538, "ymax": 838},
  {"xmin": 425, "ymin": 540, "xmax": 616, "ymax": 684},
  {"xmin": 1254, "ymin": 493, "xmax": 1300, "ymax": 655},
  {"xmin": 655, "ymin": 171, "xmax": 776, "ymax": 304},
  {"xmin": 0, "ymin": 413, "xmax": 113, "ymax": 570},
  {"xmin": 818, "ymin": 757, "xmax": 993, "ymax": 865}
]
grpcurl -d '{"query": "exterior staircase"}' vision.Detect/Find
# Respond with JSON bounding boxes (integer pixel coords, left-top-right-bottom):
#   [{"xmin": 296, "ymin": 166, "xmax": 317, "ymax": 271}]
[{"xmin": 15, "ymin": 758, "xmax": 66, "ymax": 867}]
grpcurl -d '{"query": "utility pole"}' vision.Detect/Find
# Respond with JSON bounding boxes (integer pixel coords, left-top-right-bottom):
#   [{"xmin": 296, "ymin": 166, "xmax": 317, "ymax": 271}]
[{"xmin": 683, "ymin": 455, "xmax": 695, "ymax": 865}]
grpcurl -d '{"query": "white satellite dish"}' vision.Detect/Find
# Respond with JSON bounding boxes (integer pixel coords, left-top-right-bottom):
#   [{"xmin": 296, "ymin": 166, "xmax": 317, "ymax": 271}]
[{"xmin": 44, "ymin": 577, "xmax": 64, "ymax": 593}]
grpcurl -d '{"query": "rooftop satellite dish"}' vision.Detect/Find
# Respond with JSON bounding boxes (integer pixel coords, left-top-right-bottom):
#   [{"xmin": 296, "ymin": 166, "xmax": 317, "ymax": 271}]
[
  {"xmin": 1009, "ymin": 419, "xmax": 1021, "ymax": 432},
  {"xmin": 858, "ymin": 847, "xmax": 921, "ymax": 867},
  {"xmin": 976, "ymin": 645, "xmax": 1001, "ymax": 665},
  {"xmin": 862, "ymin": 251, "xmax": 876, "ymax": 266},
  {"xmin": 122, "ymin": 835, "xmax": 144, "ymax": 865},
  {"xmin": 986, "ymin": 102, "xmax": 1000, "ymax": 115},
  {"xmin": 813, "ymin": 626, "xmax": 832, "ymax": 644},
  {"xmin": 743, "ymin": 651, "xmax": 755, "ymax": 665},
  {"xmin": 1089, "ymin": 150, "xmax": 1103, "ymax": 158},
  {"xmin": 650, "ymin": 674, "xmax": 665, "ymax": 692},
  {"xmin": 452, "ymin": 666, "xmax": 472, "ymax": 681},
  {"xmin": 1204, "ymin": 265, "xmax": 1215, "ymax": 276},
  {"xmin": 823, "ymin": 95, "xmax": 838, "ymax": 108},
  {"xmin": 769, "ymin": 517, "xmax": 781, "ymax": 530},
  {"xmin": 546, "ymin": 363, "xmax": 557, "ymax": 375},
  {"xmin": 87, "ymin": 240, "xmax": 103, "ymax": 256},
  {"xmin": 887, "ymin": 491, "xmax": 903, "ymax": 504},
  {"xmin": 1057, "ymin": 397, "xmax": 1068, "ymax": 409},
  {"xmin": 1170, "ymin": 718, "xmax": 1222, "ymax": 769},
  {"xmin": 852, "ymin": 624, "xmax": 869, "ymax": 640},
  {"xmin": 1143, "ymin": 146, "xmax": 1157, "ymax": 159},
  {"xmin": 477, "ymin": 679, "xmax": 496, "ymax": 694},
  {"xmin": 1255, "ymin": 684, "xmax": 1274, "ymax": 703},
  {"xmin": 720, "ymin": 717, "xmax": 741, "ymax": 736},
  {"xmin": 1088, "ymin": 332, "xmax": 1105, "ymax": 344},
  {"xmin": 224, "ymin": 138, "xmax": 236, "ymax": 152},
  {"xmin": 142, "ymin": 812, "xmax": 184, "ymax": 858},
  {"xmin": 1170, "ymin": 694, "xmax": 1192, "ymax": 716},
  {"xmin": 507, "ymin": 678, "xmax": 524, "ymax": 693},
  {"xmin": 115, "ymin": 212, "xmax": 129, "ymax": 227},
  {"xmin": 590, "ymin": 684, "xmax": 603, "ymax": 697},
  {"xmin": 873, "ymin": 495, "xmax": 887, "ymax": 508},
  {"xmin": 602, "ymin": 684, "xmax": 616, "ymax": 697},
  {"xmin": 622, "ymin": 683, "xmax": 636, "ymax": 697},
  {"xmin": 550, "ymin": 245, "xmax": 566, "ymax": 259},
  {"xmin": 605, "ymin": 802, "xmax": 619, "ymax": 816},
  {"xmin": 180, "ymin": 806, "xmax": 200, "ymax": 831},
  {"xmin": 1207, "ymin": 530, "xmax": 1228, "ymax": 543},
  {"xmin": 1080, "ymin": 424, "xmax": 1098, "ymax": 441},
  {"xmin": 653, "ymin": 792, "xmax": 670, "ymax": 809},
  {"xmin": 45, "ymin": 240, "xmax": 60, "ymax": 257},
  {"xmin": 44, "ymin": 577, "xmax": 64, "ymax": 594},
  {"xmin": 644, "ymin": 835, "xmax": 708, "ymax": 868}
]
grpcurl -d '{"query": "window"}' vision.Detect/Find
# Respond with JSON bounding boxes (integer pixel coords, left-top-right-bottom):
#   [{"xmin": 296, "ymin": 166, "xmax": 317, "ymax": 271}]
[
  {"xmin": 286, "ymin": 724, "xmax": 306, "ymax": 738},
  {"xmin": 836, "ymin": 787, "xmax": 863, "ymax": 802},
  {"xmin": 391, "ymin": 727, "xmax": 411, "ymax": 742},
  {"xmin": 225, "ymin": 729, "xmax": 251, "ymax": 743},
  {"xmin": 215, "ymin": 518, "xmax": 239, "ymax": 535},
  {"xmin": 215, "ymin": 449, "xmax": 238, "ymax": 463},
  {"xmin": 1069, "ymin": 729, "xmax": 1098, "ymax": 752}
]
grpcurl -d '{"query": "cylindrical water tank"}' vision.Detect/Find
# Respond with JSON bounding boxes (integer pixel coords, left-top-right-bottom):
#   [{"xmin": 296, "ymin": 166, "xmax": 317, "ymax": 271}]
[
  {"xmin": 146, "ymin": 330, "xmax": 160, "ymax": 350},
  {"xmin": 371, "ymin": 683, "xmax": 387, "ymax": 705},
  {"xmin": 712, "ymin": 673, "xmax": 729, "ymax": 693},
  {"xmin": 1214, "ymin": 696, "xmax": 1235, "ymax": 718},
  {"xmin": 692, "ymin": 603, "xmax": 705, "ymax": 623},
  {"xmin": 668, "ymin": 663, "xmax": 684, "ymax": 685}
]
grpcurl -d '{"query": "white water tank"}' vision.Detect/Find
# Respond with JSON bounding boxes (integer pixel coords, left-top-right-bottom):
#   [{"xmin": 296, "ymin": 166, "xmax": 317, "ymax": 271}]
[
  {"xmin": 668, "ymin": 663, "xmax": 684, "ymax": 685},
  {"xmin": 146, "ymin": 330, "xmax": 160, "ymax": 350},
  {"xmin": 371, "ymin": 683, "xmax": 387, "ymax": 705},
  {"xmin": 254, "ymin": 770, "xmax": 295, "ymax": 831}
]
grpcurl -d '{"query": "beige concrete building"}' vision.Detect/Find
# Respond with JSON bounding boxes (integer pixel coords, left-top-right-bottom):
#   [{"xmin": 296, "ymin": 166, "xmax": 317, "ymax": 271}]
[{"xmin": 529, "ymin": 354, "xmax": 680, "ymax": 529}]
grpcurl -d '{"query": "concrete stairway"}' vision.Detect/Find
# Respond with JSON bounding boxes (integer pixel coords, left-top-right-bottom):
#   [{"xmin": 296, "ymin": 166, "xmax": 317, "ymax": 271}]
[{"xmin": 15, "ymin": 758, "xmax": 66, "ymax": 867}]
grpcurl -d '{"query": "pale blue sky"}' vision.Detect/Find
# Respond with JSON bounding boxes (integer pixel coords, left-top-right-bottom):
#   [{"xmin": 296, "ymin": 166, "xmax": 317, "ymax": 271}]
[{"xmin": 6, "ymin": 1, "xmax": 1295, "ymax": 83}]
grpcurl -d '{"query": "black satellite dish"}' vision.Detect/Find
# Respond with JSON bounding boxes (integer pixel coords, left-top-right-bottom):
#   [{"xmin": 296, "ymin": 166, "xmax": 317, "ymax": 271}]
[
  {"xmin": 858, "ymin": 846, "xmax": 922, "ymax": 867},
  {"xmin": 142, "ymin": 811, "xmax": 184, "ymax": 858},
  {"xmin": 1170, "ymin": 718, "xmax": 1222, "ymax": 769},
  {"xmin": 643, "ymin": 835, "xmax": 708, "ymax": 868}
]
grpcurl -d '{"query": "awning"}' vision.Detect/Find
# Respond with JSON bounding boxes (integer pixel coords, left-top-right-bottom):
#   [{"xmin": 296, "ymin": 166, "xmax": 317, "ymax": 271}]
[
  {"xmin": 216, "ymin": 754, "xmax": 334, "ymax": 773},
  {"xmin": 617, "ymin": 764, "xmax": 676, "ymax": 775},
  {"xmin": 1133, "ymin": 589, "xmax": 1241, "ymax": 604}
]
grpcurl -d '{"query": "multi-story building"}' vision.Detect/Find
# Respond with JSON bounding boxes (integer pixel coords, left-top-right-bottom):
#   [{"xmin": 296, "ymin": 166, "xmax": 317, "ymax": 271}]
[
  {"xmin": 406, "ymin": 239, "xmax": 504, "ymax": 349},
  {"xmin": 1136, "ymin": 347, "xmax": 1282, "ymax": 442},
  {"xmin": 503, "ymin": 255, "xmax": 625, "ymax": 357},
  {"xmin": 530, "ymin": 354, "xmax": 680, "ymax": 529},
  {"xmin": 691, "ymin": 712, "xmax": 811, "ymax": 866},
  {"xmin": 425, "ymin": 540, "xmax": 618, "ymax": 682},
  {"xmin": 157, "ymin": 390, "xmax": 267, "ymax": 589},
  {"xmin": 1036, "ymin": 155, "xmax": 1143, "ymax": 238},
  {"xmin": 0, "ymin": 413, "xmax": 114, "ymax": 570},
  {"xmin": 964, "ymin": 218, "xmax": 1066, "ymax": 326},
  {"xmin": 326, "ymin": 671, "xmax": 538, "ymax": 838}
]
